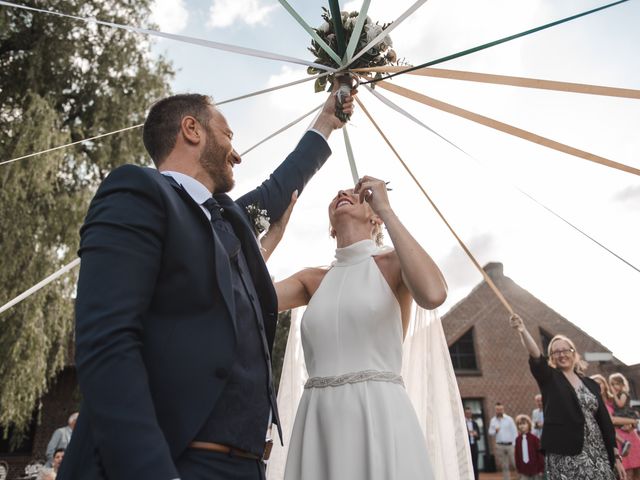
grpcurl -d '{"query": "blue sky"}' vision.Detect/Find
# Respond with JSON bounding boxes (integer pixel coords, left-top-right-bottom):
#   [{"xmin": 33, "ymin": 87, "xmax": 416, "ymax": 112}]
[{"xmin": 149, "ymin": 0, "xmax": 640, "ymax": 364}]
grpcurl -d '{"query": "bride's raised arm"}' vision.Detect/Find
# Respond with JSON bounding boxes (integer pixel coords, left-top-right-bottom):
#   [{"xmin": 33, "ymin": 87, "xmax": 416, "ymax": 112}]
[{"xmin": 354, "ymin": 175, "xmax": 447, "ymax": 310}]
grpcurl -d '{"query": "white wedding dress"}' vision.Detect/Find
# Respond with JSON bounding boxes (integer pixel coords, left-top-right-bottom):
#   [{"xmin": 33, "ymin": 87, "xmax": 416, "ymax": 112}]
[{"xmin": 282, "ymin": 239, "xmax": 434, "ymax": 480}]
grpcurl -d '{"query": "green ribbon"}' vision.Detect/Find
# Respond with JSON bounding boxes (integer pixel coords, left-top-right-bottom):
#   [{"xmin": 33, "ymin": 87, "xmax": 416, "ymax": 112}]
[
  {"xmin": 278, "ymin": 0, "xmax": 342, "ymax": 65},
  {"xmin": 328, "ymin": 0, "xmax": 347, "ymax": 59},
  {"xmin": 362, "ymin": 0, "xmax": 630, "ymax": 85}
]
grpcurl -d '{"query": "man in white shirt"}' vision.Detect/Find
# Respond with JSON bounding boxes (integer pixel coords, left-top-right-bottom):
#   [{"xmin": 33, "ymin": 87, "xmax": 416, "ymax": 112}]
[
  {"xmin": 531, "ymin": 394, "xmax": 544, "ymax": 439},
  {"xmin": 488, "ymin": 402, "xmax": 518, "ymax": 480},
  {"xmin": 45, "ymin": 412, "xmax": 77, "ymax": 466}
]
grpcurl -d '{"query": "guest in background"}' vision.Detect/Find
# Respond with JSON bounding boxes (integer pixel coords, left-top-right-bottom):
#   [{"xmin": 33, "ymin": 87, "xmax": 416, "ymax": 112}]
[
  {"xmin": 515, "ymin": 414, "xmax": 544, "ymax": 480},
  {"xmin": 489, "ymin": 402, "xmax": 518, "ymax": 480},
  {"xmin": 531, "ymin": 394, "xmax": 544, "ymax": 439},
  {"xmin": 465, "ymin": 406, "xmax": 481, "ymax": 480},
  {"xmin": 510, "ymin": 314, "xmax": 624, "ymax": 480},
  {"xmin": 51, "ymin": 449, "xmax": 64, "ymax": 473},
  {"xmin": 610, "ymin": 374, "xmax": 638, "ymax": 421},
  {"xmin": 45, "ymin": 413, "xmax": 77, "ymax": 466},
  {"xmin": 592, "ymin": 374, "xmax": 640, "ymax": 480}
]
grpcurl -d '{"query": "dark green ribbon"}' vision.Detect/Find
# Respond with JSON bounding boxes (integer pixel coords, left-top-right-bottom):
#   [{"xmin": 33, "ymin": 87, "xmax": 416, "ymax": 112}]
[{"xmin": 362, "ymin": 0, "xmax": 630, "ymax": 85}]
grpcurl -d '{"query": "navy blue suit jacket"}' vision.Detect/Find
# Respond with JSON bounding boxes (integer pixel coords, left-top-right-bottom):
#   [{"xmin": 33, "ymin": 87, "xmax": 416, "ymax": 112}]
[{"xmin": 58, "ymin": 132, "xmax": 331, "ymax": 480}]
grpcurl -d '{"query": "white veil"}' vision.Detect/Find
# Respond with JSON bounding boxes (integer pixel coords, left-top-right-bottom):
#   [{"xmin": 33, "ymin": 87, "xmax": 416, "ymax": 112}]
[{"xmin": 267, "ymin": 305, "xmax": 474, "ymax": 480}]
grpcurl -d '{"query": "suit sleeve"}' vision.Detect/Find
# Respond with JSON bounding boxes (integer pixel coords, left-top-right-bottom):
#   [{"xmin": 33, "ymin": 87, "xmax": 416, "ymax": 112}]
[
  {"xmin": 236, "ymin": 130, "xmax": 331, "ymax": 223},
  {"xmin": 528, "ymin": 355, "xmax": 552, "ymax": 388},
  {"xmin": 74, "ymin": 165, "xmax": 178, "ymax": 480}
]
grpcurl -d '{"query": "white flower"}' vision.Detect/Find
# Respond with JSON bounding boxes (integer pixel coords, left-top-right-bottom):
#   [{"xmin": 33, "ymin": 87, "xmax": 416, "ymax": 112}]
[
  {"xmin": 257, "ymin": 216, "xmax": 270, "ymax": 233},
  {"xmin": 365, "ymin": 23, "xmax": 383, "ymax": 43},
  {"xmin": 245, "ymin": 203, "xmax": 270, "ymax": 235},
  {"xmin": 318, "ymin": 21, "xmax": 331, "ymax": 33},
  {"xmin": 345, "ymin": 16, "xmax": 357, "ymax": 30}
]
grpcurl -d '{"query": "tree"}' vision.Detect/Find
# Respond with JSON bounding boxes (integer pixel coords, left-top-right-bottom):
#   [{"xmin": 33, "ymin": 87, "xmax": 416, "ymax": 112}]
[{"xmin": 0, "ymin": 0, "xmax": 172, "ymax": 446}]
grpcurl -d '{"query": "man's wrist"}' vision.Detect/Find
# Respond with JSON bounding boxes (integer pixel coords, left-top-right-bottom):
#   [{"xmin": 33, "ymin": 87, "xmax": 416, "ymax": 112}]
[{"xmin": 311, "ymin": 112, "xmax": 338, "ymax": 139}]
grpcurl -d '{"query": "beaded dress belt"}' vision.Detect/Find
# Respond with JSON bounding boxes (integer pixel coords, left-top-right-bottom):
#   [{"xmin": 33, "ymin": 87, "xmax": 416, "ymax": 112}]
[{"xmin": 304, "ymin": 369, "xmax": 404, "ymax": 389}]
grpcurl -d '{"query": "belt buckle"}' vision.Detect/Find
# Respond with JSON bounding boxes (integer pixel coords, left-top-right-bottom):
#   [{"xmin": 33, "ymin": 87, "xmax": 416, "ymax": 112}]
[{"xmin": 263, "ymin": 439, "xmax": 274, "ymax": 461}]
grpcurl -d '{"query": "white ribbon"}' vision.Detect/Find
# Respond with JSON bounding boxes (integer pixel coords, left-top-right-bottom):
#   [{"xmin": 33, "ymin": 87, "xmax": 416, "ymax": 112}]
[
  {"xmin": 0, "ymin": 125, "xmax": 143, "ymax": 167},
  {"xmin": 0, "ymin": 1, "xmax": 335, "ymax": 73},
  {"xmin": 342, "ymin": 126, "xmax": 359, "ymax": 184},
  {"xmin": 0, "ymin": 258, "xmax": 80, "ymax": 316},
  {"xmin": 365, "ymin": 85, "xmax": 470, "ymax": 157},
  {"xmin": 350, "ymin": 0, "xmax": 429, "ymax": 65},
  {"xmin": 277, "ymin": 0, "xmax": 342, "ymax": 66},
  {"xmin": 343, "ymin": 0, "xmax": 372, "ymax": 65},
  {"xmin": 240, "ymin": 104, "xmax": 323, "ymax": 157}
]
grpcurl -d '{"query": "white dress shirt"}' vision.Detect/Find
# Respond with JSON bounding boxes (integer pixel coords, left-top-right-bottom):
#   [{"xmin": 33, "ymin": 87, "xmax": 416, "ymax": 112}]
[{"xmin": 488, "ymin": 414, "xmax": 518, "ymax": 444}]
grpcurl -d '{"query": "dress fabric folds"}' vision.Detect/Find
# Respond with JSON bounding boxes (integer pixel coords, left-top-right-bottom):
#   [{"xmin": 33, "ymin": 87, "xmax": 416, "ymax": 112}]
[{"xmin": 268, "ymin": 239, "xmax": 473, "ymax": 480}]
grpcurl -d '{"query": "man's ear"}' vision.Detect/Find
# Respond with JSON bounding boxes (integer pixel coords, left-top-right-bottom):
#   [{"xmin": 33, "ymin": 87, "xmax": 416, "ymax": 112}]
[{"xmin": 180, "ymin": 115, "xmax": 203, "ymax": 146}]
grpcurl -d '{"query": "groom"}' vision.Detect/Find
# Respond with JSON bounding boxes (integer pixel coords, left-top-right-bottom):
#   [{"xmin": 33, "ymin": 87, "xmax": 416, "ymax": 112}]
[{"xmin": 58, "ymin": 90, "xmax": 352, "ymax": 480}]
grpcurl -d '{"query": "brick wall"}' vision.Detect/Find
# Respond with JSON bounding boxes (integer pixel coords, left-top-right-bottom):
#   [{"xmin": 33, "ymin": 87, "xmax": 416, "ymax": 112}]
[{"xmin": 443, "ymin": 263, "xmax": 639, "ymax": 467}]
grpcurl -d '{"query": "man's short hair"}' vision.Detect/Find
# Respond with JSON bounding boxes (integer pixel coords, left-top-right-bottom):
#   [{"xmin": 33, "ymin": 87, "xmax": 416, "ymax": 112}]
[
  {"xmin": 495, "ymin": 402, "xmax": 503, "ymax": 406},
  {"xmin": 143, "ymin": 94, "xmax": 214, "ymax": 166}
]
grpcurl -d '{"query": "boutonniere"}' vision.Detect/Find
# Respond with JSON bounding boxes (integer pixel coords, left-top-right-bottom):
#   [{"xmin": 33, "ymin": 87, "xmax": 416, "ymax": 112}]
[{"xmin": 245, "ymin": 203, "xmax": 270, "ymax": 236}]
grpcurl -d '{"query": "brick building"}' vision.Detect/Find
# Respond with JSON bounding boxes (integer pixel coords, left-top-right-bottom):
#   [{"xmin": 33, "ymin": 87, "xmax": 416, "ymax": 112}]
[{"xmin": 443, "ymin": 262, "xmax": 639, "ymax": 471}]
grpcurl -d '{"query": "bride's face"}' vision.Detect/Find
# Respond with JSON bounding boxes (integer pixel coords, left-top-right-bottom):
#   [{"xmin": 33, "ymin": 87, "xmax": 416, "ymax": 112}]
[{"xmin": 328, "ymin": 188, "xmax": 372, "ymax": 229}]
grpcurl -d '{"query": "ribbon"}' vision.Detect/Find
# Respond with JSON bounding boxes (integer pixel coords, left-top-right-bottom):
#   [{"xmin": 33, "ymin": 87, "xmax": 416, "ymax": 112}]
[
  {"xmin": 342, "ymin": 126, "xmax": 359, "ymax": 184},
  {"xmin": 361, "ymin": 0, "xmax": 631, "ymax": 85},
  {"xmin": 277, "ymin": 0, "xmax": 342, "ymax": 65},
  {"xmin": 343, "ymin": 0, "xmax": 371, "ymax": 65},
  {"xmin": 240, "ymin": 103, "xmax": 323, "ymax": 156},
  {"xmin": 377, "ymin": 80, "xmax": 640, "ymax": 177},
  {"xmin": 355, "ymin": 96, "xmax": 515, "ymax": 315},
  {"xmin": 0, "ymin": 259, "xmax": 81, "ymax": 316},
  {"xmin": 349, "ymin": 0, "xmax": 428, "ymax": 65},
  {"xmin": 355, "ymin": 66, "xmax": 640, "ymax": 100},
  {"xmin": 0, "ymin": 1, "xmax": 335, "ymax": 72}
]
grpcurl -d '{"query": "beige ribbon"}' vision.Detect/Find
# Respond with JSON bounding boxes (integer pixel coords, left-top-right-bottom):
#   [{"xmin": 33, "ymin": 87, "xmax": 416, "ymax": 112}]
[
  {"xmin": 376, "ymin": 80, "xmax": 640, "ymax": 177},
  {"xmin": 354, "ymin": 66, "xmax": 640, "ymax": 100},
  {"xmin": 355, "ymin": 97, "xmax": 515, "ymax": 316}
]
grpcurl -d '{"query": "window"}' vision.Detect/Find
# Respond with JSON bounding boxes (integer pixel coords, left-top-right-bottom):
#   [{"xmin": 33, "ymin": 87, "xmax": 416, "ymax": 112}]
[
  {"xmin": 540, "ymin": 328, "xmax": 554, "ymax": 355},
  {"xmin": 463, "ymin": 398, "xmax": 488, "ymax": 471},
  {"xmin": 449, "ymin": 328, "xmax": 478, "ymax": 371}
]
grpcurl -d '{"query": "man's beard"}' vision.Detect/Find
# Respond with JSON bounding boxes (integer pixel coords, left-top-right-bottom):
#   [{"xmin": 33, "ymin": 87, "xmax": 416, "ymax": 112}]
[{"xmin": 199, "ymin": 134, "xmax": 234, "ymax": 193}]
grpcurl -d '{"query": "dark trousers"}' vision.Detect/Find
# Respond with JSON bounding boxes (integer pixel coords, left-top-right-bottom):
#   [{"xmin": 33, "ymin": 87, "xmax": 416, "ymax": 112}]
[
  {"xmin": 470, "ymin": 442, "xmax": 479, "ymax": 480},
  {"xmin": 176, "ymin": 449, "xmax": 265, "ymax": 480}
]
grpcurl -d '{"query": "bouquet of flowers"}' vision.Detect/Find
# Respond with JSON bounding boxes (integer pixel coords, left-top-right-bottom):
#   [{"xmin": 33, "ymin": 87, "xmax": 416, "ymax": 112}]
[{"xmin": 307, "ymin": 8, "xmax": 397, "ymax": 93}]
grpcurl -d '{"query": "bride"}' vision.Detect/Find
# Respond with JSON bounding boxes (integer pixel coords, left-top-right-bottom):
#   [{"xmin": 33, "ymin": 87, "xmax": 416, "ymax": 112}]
[{"xmin": 270, "ymin": 175, "xmax": 450, "ymax": 479}]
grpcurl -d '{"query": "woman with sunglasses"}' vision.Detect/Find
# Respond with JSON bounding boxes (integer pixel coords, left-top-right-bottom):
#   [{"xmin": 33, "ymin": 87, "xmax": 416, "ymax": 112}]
[{"xmin": 509, "ymin": 314, "xmax": 625, "ymax": 480}]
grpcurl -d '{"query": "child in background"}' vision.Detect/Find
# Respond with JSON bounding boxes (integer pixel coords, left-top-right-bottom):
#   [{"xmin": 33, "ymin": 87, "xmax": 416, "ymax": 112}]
[
  {"xmin": 610, "ymin": 373, "xmax": 638, "ymax": 420},
  {"xmin": 514, "ymin": 414, "xmax": 544, "ymax": 480}
]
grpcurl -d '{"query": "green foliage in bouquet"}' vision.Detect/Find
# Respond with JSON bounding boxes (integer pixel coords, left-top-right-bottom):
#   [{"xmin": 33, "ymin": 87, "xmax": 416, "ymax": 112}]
[{"xmin": 307, "ymin": 8, "xmax": 397, "ymax": 92}]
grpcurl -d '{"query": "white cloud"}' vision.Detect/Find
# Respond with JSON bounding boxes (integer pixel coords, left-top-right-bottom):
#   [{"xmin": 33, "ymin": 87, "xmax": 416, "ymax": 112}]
[
  {"xmin": 207, "ymin": 0, "xmax": 277, "ymax": 28},
  {"xmin": 150, "ymin": 0, "xmax": 189, "ymax": 33}
]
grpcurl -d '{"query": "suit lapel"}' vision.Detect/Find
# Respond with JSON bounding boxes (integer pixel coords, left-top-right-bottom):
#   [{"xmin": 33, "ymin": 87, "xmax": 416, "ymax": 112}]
[
  {"xmin": 215, "ymin": 194, "xmax": 278, "ymax": 318},
  {"xmin": 165, "ymin": 177, "xmax": 236, "ymax": 327}
]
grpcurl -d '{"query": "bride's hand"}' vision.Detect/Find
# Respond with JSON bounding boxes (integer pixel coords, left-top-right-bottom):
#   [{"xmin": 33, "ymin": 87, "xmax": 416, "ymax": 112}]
[{"xmin": 354, "ymin": 175, "xmax": 391, "ymax": 218}]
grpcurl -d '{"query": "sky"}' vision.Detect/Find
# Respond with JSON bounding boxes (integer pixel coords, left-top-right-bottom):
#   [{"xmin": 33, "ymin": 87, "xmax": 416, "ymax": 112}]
[{"xmin": 148, "ymin": 0, "xmax": 639, "ymax": 363}]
